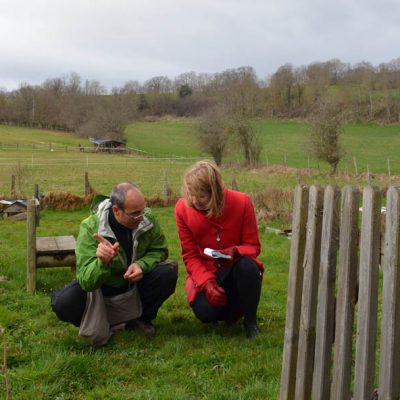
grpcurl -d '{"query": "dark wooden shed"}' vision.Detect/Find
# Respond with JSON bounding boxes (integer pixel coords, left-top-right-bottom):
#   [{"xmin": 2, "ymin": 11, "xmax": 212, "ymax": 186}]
[
  {"xmin": 2, "ymin": 200, "xmax": 28, "ymax": 219},
  {"xmin": 92, "ymin": 139, "xmax": 127, "ymax": 153}
]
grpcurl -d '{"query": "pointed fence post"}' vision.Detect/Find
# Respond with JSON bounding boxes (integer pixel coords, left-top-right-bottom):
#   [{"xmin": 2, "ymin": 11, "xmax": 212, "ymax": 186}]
[
  {"xmin": 353, "ymin": 185, "xmax": 381, "ymax": 399},
  {"xmin": 294, "ymin": 185, "xmax": 324, "ymax": 400},
  {"xmin": 331, "ymin": 186, "xmax": 360, "ymax": 400},
  {"xmin": 312, "ymin": 185, "xmax": 340, "ymax": 400},
  {"xmin": 379, "ymin": 187, "xmax": 400, "ymax": 398},
  {"xmin": 27, "ymin": 199, "xmax": 37, "ymax": 293},
  {"xmin": 280, "ymin": 185, "xmax": 309, "ymax": 400}
]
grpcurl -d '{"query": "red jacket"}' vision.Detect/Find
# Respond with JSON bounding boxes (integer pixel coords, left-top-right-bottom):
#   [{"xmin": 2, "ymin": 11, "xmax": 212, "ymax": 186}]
[{"xmin": 175, "ymin": 188, "xmax": 263, "ymax": 305}]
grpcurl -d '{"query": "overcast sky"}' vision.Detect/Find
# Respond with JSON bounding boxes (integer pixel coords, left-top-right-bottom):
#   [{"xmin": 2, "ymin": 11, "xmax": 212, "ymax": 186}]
[{"xmin": 1, "ymin": 0, "xmax": 399, "ymax": 91}]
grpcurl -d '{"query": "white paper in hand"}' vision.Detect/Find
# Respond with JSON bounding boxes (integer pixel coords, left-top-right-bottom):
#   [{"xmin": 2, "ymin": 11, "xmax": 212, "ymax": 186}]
[{"xmin": 204, "ymin": 248, "xmax": 232, "ymax": 259}]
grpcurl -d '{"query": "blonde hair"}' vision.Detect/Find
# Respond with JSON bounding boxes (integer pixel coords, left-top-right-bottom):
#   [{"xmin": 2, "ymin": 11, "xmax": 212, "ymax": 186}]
[{"xmin": 182, "ymin": 160, "xmax": 225, "ymax": 218}]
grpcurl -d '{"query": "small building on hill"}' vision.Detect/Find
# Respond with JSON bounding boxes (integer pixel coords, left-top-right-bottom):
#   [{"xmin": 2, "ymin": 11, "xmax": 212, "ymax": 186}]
[{"xmin": 92, "ymin": 139, "xmax": 127, "ymax": 153}]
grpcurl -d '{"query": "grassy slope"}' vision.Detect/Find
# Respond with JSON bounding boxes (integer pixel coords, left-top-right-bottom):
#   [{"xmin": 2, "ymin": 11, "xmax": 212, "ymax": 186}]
[
  {"xmin": 2, "ymin": 120, "xmax": 400, "ymax": 199},
  {"xmin": 125, "ymin": 119, "xmax": 202, "ymax": 158},
  {"xmin": 125, "ymin": 119, "xmax": 400, "ymax": 174},
  {"xmin": 0, "ymin": 125, "xmax": 83, "ymax": 146}
]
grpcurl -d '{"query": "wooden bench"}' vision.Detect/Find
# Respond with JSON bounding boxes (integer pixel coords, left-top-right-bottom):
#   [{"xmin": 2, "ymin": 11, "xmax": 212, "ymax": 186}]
[{"xmin": 27, "ymin": 199, "xmax": 76, "ymax": 293}]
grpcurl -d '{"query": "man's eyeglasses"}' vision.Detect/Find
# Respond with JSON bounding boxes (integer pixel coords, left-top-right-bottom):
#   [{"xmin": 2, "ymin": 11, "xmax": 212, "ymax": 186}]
[{"xmin": 121, "ymin": 208, "xmax": 146, "ymax": 220}]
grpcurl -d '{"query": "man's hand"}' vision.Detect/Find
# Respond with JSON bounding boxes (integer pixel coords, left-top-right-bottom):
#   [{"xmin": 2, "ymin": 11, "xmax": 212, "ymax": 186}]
[
  {"xmin": 124, "ymin": 263, "xmax": 143, "ymax": 283},
  {"xmin": 203, "ymin": 279, "xmax": 227, "ymax": 307},
  {"xmin": 93, "ymin": 233, "xmax": 119, "ymax": 264}
]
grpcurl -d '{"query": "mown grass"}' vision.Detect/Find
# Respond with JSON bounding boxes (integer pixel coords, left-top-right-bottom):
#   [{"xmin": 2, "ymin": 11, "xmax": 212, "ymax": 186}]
[
  {"xmin": 125, "ymin": 119, "xmax": 400, "ymax": 174},
  {"xmin": 1, "ymin": 120, "xmax": 400, "ymax": 398},
  {"xmin": 2, "ymin": 120, "xmax": 400, "ymax": 200},
  {"xmin": 0, "ymin": 207, "xmax": 290, "ymax": 399}
]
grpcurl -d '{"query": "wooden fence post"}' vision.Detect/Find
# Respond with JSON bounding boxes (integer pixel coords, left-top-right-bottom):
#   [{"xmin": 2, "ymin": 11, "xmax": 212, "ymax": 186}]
[
  {"xmin": 294, "ymin": 185, "xmax": 324, "ymax": 400},
  {"xmin": 311, "ymin": 185, "xmax": 340, "ymax": 400},
  {"xmin": 353, "ymin": 156, "xmax": 358, "ymax": 175},
  {"xmin": 162, "ymin": 169, "xmax": 169, "ymax": 205},
  {"xmin": 379, "ymin": 187, "xmax": 400, "ymax": 398},
  {"xmin": 279, "ymin": 184, "xmax": 400, "ymax": 398},
  {"xmin": 279, "ymin": 185, "xmax": 309, "ymax": 400},
  {"xmin": 331, "ymin": 186, "xmax": 360, "ymax": 400},
  {"xmin": 11, "ymin": 175, "xmax": 16, "ymax": 198},
  {"xmin": 27, "ymin": 199, "xmax": 37, "ymax": 294},
  {"xmin": 84, "ymin": 172, "xmax": 90, "ymax": 196},
  {"xmin": 354, "ymin": 186, "xmax": 381, "ymax": 399},
  {"xmin": 230, "ymin": 175, "xmax": 238, "ymax": 191}
]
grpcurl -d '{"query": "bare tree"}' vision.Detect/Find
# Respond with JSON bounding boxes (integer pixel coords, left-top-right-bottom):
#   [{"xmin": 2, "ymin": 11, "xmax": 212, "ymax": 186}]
[
  {"xmin": 309, "ymin": 98, "xmax": 345, "ymax": 174},
  {"xmin": 143, "ymin": 76, "xmax": 172, "ymax": 94},
  {"xmin": 196, "ymin": 105, "xmax": 230, "ymax": 165},
  {"xmin": 77, "ymin": 94, "xmax": 130, "ymax": 140},
  {"xmin": 231, "ymin": 116, "xmax": 263, "ymax": 166}
]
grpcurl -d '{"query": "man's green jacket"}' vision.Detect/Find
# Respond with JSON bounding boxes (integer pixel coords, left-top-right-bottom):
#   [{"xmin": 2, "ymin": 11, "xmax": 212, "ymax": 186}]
[{"xmin": 75, "ymin": 196, "xmax": 168, "ymax": 292}]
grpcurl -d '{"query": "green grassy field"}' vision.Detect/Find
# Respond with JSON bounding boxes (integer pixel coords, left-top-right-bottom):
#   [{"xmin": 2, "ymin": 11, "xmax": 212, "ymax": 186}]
[
  {"xmin": 126, "ymin": 119, "xmax": 400, "ymax": 174},
  {"xmin": 2, "ymin": 121, "xmax": 400, "ymax": 199},
  {"xmin": 1, "ymin": 120, "xmax": 400, "ymax": 398},
  {"xmin": 0, "ymin": 207, "xmax": 289, "ymax": 399}
]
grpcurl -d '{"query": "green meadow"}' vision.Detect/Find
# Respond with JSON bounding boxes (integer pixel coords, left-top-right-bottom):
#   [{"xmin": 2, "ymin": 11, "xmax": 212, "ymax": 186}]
[
  {"xmin": 1, "ymin": 119, "xmax": 400, "ymax": 398},
  {"xmin": 0, "ymin": 203, "xmax": 289, "ymax": 399},
  {"xmin": 1, "ymin": 120, "xmax": 400, "ymax": 199}
]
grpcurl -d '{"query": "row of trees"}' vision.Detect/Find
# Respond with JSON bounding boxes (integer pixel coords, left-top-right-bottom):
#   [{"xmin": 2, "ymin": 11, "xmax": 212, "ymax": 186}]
[
  {"xmin": 1, "ymin": 58, "xmax": 400, "ymax": 136},
  {"xmin": 0, "ymin": 59, "xmax": 397, "ymax": 169}
]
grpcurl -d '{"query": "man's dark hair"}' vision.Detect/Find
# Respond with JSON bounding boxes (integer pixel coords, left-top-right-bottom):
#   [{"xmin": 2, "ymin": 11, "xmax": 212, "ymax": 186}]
[{"xmin": 110, "ymin": 182, "xmax": 140, "ymax": 209}]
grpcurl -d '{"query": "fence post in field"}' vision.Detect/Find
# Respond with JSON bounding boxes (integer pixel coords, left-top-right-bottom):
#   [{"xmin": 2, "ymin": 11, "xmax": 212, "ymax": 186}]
[
  {"xmin": 387, "ymin": 158, "xmax": 391, "ymax": 176},
  {"xmin": 294, "ymin": 185, "xmax": 324, "ymax": 400},
  {"xmin": 353, "ymin": 156, "xmax": 358, "ymax": 175},
  {"xmin": 27, "ymin": 199, "xmax": 37, "ymax": 293},
  {"xmin": 230, "ymin": 174, "xmax": 238, "ymax": 191},
  {"xmin": 379, "ymin": 187, "xmax": 400, "ymax": 398},
  {"xmin": 311, "ymin": 185, "xmax": 340, "ymax": 400},
  {"xmin": 353, "ymin": 185, "xmax": 381, "ymax": 399},
  {"xmin": 331, "ymin": 186, "xmax": 360, "ymax": 400},
  {"xmin": 11, "ymin": 175, "xmax": 16, "ymax": 198},
  {"xmin": 162, "ymin": 169, "xmax": 169, "ymax": 205},
  {"xmin": 280, "ymin": 185, "xmax": 309, "ymax": 400},
  {"xmin": 84, "ymin": 172, "xmax": 90, "ymax": 196}
]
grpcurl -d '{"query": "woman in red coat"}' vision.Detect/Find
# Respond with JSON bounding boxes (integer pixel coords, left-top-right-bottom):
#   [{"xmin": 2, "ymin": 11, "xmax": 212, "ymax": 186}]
[{"xmin": 174, "ymin": 160, "xmax": 263, "ymax": 338}]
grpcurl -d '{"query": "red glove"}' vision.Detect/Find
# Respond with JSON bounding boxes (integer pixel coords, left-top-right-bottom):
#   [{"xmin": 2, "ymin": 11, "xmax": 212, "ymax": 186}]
[
  {"xmin": 203, "ymin": 279, "xmax": 227, "ymax": 307},
  {"xmin": 217, "ymin": 246, "xmax": 240, "ymax": 268}
]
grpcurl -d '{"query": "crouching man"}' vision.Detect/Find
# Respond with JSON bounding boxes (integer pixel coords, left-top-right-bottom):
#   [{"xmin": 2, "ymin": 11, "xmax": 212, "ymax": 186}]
[{"xmin": 51, "ymin": 182, "xmax": 178, "ymax": 345}]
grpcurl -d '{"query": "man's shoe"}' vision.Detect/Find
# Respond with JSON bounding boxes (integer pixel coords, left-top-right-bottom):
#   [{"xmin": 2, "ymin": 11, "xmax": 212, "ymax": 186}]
[
  {"xmin": 127, "ymin": 319, "xmax": 156, "ymax": 339},
  {"xmin": 110, "ymin": 322, "xmax": 127, "ymax": 333},
  {"xmin": 244, "ymin": 322, "xmax": 259, "ymax": 339}
]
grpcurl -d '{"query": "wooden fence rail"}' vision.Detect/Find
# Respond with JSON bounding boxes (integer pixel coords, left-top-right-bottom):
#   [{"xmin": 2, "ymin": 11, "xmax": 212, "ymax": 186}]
[{"xmin": 280, "ymin": 184, "xmax": 400, "ymax": 400}]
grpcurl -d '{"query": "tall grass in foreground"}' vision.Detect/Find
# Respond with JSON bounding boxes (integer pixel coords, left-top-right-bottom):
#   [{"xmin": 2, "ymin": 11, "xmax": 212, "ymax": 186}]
[{"xmin": 0, "ymin": 207, "xmax": 290, "ymax": 399}]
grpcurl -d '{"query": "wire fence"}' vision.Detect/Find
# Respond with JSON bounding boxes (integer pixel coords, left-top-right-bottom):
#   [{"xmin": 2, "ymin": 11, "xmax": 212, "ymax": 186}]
[{"xmin": 0, "ymin": 142, "xmax": 198, "ymax": 161}]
